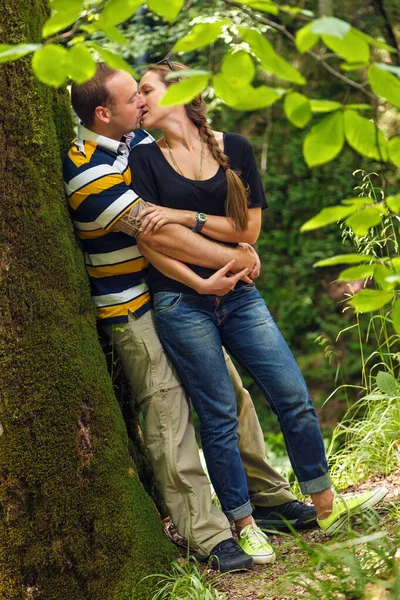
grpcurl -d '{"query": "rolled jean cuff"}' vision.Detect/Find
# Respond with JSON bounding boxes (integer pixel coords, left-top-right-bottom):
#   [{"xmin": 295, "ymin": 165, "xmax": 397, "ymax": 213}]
[
  {"xmin": 299, "ymin": 472, "xmax": 332, "ymax": 495},
  {"xmin": 224, "ymin": 500, "xmax": 252, "ymax": 522}
]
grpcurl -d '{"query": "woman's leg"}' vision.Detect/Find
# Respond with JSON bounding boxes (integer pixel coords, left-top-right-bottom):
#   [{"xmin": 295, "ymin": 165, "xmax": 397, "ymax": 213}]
[
  {"xmin": 219, "ymin": 285, "xmax": 332, "ymax": 500},
  {"xmin": 153, "ymin": 292, "xmax": 252, "ymax": 522}
]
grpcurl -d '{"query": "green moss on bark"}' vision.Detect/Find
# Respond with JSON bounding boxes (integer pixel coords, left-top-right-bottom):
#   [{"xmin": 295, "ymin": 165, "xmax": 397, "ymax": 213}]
[{"xmin": 0, "ymin": 2, "xmax": 176, "ymax": 598}]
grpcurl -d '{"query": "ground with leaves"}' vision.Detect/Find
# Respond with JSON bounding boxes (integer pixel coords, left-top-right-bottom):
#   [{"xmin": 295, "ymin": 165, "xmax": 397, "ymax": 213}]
[{"xmin": 164, "ymin": 470, "xmax": 400, "ymax": 600}]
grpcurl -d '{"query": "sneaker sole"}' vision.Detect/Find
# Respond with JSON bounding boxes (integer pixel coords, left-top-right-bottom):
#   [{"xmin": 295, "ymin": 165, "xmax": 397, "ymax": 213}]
[
  {"xmin": 252, "ymin": 551, "xmax": 276, "ymax": 565},
  {"xmin": 256, "ymin": 518, "xmax": 318, "ymax": 533},
  {"xmin": 321, "ymin": 487, "xmax": 389, "ymax": 535}
]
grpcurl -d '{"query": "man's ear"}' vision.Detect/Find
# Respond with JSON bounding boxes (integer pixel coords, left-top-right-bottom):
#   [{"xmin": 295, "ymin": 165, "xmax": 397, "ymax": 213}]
[{"xmin": 94, "ymin": 105, "xmax": 111, "ymax": 124}]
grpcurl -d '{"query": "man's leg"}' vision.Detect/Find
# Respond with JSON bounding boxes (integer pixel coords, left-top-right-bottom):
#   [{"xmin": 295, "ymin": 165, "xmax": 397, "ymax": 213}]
[{"xmin": 103, "ymin": 310, "xmax": 231, "ymax": 557}]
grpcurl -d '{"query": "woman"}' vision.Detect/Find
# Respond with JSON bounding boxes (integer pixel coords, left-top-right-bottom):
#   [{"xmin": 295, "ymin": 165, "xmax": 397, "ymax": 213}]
[{"xmin": 129, "ymin": 61, "xmax": 387, "ymax": 563}]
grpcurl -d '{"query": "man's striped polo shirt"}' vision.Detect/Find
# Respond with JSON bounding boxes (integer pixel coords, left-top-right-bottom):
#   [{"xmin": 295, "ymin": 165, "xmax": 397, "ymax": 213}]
[{"xmin": 63, "ymin": 125, "xmax": 154, "ymax": 324}]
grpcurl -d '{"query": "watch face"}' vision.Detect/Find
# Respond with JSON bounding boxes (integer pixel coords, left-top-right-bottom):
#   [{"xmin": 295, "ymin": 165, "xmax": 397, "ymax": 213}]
[{"xmin": 198, "ymin": 212, "xmax": 207, "ymax": 223}]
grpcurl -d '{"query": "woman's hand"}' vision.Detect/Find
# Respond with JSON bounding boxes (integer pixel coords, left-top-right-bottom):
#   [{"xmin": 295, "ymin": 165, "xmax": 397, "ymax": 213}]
[
  {"xmin": 196, "ymin": 260, "xmax": 250, "ymax": 296},
  {"xmin": 137, "ymin": 203, "xmax": 192, "ymax": 234}
]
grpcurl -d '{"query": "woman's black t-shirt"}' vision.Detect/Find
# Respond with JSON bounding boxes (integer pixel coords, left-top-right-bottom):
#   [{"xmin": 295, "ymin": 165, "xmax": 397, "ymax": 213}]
[{"xmin": 129, "ymin": 132, "xmax": 267, "ymax": 294}]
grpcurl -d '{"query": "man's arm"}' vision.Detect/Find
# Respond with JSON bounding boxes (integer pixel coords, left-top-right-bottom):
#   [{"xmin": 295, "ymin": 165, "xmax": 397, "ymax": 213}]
[{"xmin": 112, "ymin": 204, "xmax": 256, "ymax": 273}]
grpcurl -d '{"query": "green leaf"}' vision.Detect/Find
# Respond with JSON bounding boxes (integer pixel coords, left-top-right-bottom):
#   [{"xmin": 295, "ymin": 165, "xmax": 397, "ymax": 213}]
[
  {"xmin": 368, "ymin": 64, "xmax": 400, "ymax": 108},
  {"xmin": 159, "ymin": 75, "xmax": 209, "ymax": 107},
  {"xmin": 0, "ymin": 43, "xmax": 41, "ymax": 63},
  {"xmin": 173, "ymin": 21, "xmax": 229, "ymax": 53},
  {"xmin": 345, "ymin": 207, "xmax": 382, "ymax": 236},
  {"xmin": 239, "ymin": 27, "xmax": 306, "ymax": 85},
  {"xmin": 388, "ymin": 137, "xmax": 400, "ymax": 167},
  {"xmin": 232, "ymin": 0, "xmax": 278, "ymax": 14},
  {"xmin": 341, "ymin": 197, "xmax": 374, "ymax": 206},
  {"xmin": 321, "ymin": 28, "xmax": 369, "ymax": 63},
  {"xmin": 386, "ymin": 194, "xmax": 400, "ymax": 214},
  {"xmin": 295, "ymin": 22, "xmax": 319, "ymax": 54},
  {"xmin": 351, "ymin": 29, "xmax": 396, "ymax": 52},
  {"xmin": 314, "ymin": 254, "xmax": 372, "ymax": 267},
  {"xmin": 347, "ymin": 289, "xmax": 393, "ymax": 312},
  {"xmin": 345, "ymin": 103, "xmax": 371, "ymax": 110},
  {"xmin": 32, "ymin": 44, "xmax": 68, "ymax": 87},
  {"xmin": 344, "ymin": 110, "xmax": 388, "ymax": 162},
  {"xmin": 213, "ymin": 74, "xmax": 280, "ymax": 110},
  {"xmin": 96, "ymin": 0, "xmax": 142, "ymax": 27},
  {"xmin": 374, "ymin": 263, "xmax": 395, "ymax": 291},
  {"xmin": 164, "ymin": 69, "xmax": 211, "ymax": 80},
  {"xmin": 43, "ymin": 0, "xmax": 82, "ymax": 38},
  {"xmin": 392, "ymin": 299, "xmax": 400, "ymax": 335},
  {"xmin": 338, "ymin": 264, "xmax": 375, "ymax": 281},
  {"xmin": 310, "ymin": 17, "xmax": 351, "ymax": 39},
  {"xmin": 92, "ymin": 46, "xmax": 137, "ymax": 76},
  {"xmin": 67, "ymin": 45, "xmax": 97, "ymax": 83},
  {"xmin": 281, "ymin": 5, "xmax": 314, "ymax": 17},
  {"xmin": 301, "ymin": 204, "xmax": 357, "ymax": 232},
  {"xmin": 310, "ymin": 99, "xmax": 341, "ymax": 113},
  {"xmin": 147, "ymin": 0, "xmax": 184, "ymax": 23},
  {"xmin": 373, "ymin": 62, "xmax": 400, "ymax": 78},
  {"xmin": 221, "ymin": 51, "xmax": 255, "ymax": 85},
  {"xmin": 96, "ymin": 23, "xmax": 128, "ymax": 45},
  {"xmin": 375, "ymin": 370, "xmax": 399, "ymax": 396},
  {"xmin": 283, "ymin": 92, "xmax": 311, "ymax": 128},
  {"xmin": 303, "ymin": 111, "xmax": 344, "ymax": 167},
  {"xmin": 340, "ymin": 62, "xmax": 368, "ymax": 71}
]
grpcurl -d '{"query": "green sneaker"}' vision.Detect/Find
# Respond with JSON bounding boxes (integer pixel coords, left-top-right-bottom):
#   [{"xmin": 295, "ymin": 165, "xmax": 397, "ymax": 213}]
[
  {"xmin": 237, "ymin": 524, "xmax": 276, "ymax": 565},
  {"xmin": 318, "ymin": 487, "xmax": 388, "ymax": 535}
]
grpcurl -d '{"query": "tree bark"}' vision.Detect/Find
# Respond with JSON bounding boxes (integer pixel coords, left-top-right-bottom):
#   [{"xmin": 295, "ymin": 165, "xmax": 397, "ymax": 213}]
[
  {"xmin": 370, "ymin": 0, "xmax": 400, "ymax": 64},
  {"xmin": 0, "ymin": 1, "xmax": 176, "ymax": 598}
]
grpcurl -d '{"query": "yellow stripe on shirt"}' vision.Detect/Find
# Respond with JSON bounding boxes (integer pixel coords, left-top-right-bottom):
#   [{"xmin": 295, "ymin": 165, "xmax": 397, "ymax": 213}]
[
  {"xmin": 69, "ymin": 174, "xmax": 123, "ymax": 210},
  {"xmin": 96, "ymin": 292, "xmax": 151, "ymax": 320},
  {"xmin": 86, "ymin": 257, "xmax": 148, "ymax": 278},
  {"xmin": 68, "ymin": 141, "xmax": 97, "ymax": 167}
]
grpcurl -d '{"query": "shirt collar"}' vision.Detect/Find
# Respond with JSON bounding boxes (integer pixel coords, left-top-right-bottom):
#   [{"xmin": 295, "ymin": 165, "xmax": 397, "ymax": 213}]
[{"xmin": 76, "ymin": 125, "xmax": 132, "ymax": 155}]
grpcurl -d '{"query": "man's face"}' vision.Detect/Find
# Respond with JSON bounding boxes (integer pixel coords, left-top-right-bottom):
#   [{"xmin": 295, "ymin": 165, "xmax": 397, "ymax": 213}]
[{"xmin": 105, "ymin": 71, "xmax": 144, "ymax": 137}]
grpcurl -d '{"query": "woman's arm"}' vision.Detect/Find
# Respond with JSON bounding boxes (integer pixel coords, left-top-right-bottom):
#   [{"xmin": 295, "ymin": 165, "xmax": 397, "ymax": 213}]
[
  {"xmin": 138, "ymin": 239, "xmax": 251, "ymax": 296},
  {"xmin": 137, "ymin": 206, "xmax": 261, "ymax": 244}
]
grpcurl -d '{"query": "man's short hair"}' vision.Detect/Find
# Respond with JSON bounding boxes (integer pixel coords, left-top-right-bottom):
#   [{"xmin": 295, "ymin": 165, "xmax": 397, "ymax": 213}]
[{"xmin": 71, "ymin": 62, "xmax": 118, "ymax": 128}]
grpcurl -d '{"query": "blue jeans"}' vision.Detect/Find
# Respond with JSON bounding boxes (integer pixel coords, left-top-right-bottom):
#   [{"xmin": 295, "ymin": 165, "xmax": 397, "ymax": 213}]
[{"xmin": 153, "ymin": 284, "xmax": 331, "ymax": 520}]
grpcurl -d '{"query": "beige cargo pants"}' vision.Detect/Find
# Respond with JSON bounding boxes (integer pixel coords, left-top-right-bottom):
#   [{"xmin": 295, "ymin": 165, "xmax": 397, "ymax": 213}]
[{"xmin": 104, "ymin": 309, "xmax": 295, "ymax": 557}]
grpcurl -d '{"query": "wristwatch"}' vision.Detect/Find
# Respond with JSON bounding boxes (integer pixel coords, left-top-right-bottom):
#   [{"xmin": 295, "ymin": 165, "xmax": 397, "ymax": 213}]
[{"xmin": 193, "ymin": 212, "xmax": 207, "ymax": 233}]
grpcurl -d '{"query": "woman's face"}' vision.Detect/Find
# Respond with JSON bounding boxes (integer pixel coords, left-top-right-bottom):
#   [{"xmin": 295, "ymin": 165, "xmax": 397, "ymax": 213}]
[{"xmin": 139, "ymin": 70, "xmax": 173, "ymax": 129}]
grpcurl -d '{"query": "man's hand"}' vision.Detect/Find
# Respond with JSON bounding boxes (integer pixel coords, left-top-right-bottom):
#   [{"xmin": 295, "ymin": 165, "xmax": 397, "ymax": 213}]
[
  {"xmin": 238, "ymin": 243, "xmax": 261, "ymax": 279},
  {"xmin": 196, "ymin": 261, "xmax": 250, "ymax": 296}
]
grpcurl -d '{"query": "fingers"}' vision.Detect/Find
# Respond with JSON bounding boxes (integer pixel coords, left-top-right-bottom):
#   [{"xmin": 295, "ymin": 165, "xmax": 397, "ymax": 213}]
[
  {"xmin": 216, "ymin": 260, "xmax": 237, "ymax": 276},
  {"xmin": 230, "ymin": 268, "xmax": 250, "ymax": 285},
  {"xmin": 137, "ymin": 205, "xmax": 158, "ymax": 220}
]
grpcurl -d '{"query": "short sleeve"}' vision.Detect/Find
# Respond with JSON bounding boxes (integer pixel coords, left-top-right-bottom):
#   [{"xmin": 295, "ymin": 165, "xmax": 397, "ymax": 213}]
[
  {"xmin": 239, "ymin": 139, "xmax": 267, "ymax": 210},
  {"xmin": 128, "ymin": 144, "xmax": 161, "ymax": 206}
]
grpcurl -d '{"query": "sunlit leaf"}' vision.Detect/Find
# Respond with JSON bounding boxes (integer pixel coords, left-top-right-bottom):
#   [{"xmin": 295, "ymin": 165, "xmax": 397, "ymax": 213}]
[
  {"xmin": 373, "ymin": 62, "xmax": 400, "ymax": 78},
  {"xmin": 303, "ymin": 111, "xmax": 344, "ymax": 167},
  {"xmin": 321, "ymin": 28, "xmax": 369, "ymax": 63},
  {"xmin": 32, "ymin": 44, "xmax": 68, "ymax": 87},
  {"xmin": 43, "ymin": 0, "xmax": 82, "ymax": 38},
  {"xmin": 213, "ymin": 74, "xmax": 280, "ymax": 110},
  {"xmin": 391, "ymin": 257, "xmax": 400, "ymax": 273},
  {"xmin": 386, "ymin": 194, "xmax": 400, "ymax": 214},
  {"xmin": 338, "ymin": 264, "xmax": 375, "ymax": 281},
  {"xmin": 345, "ymin": 207, "xmax": 382, "ymax": 236},
  {"xmin": 96, "ymin": 23, "xmax": 128, "ymax": 44},
  {"xmin": 392, "ymin": 299, "xmax": 400, "ymax": 334},
  {"xmin": 233, "ymin": 0, "xmax": 278, "ymax": 15},
  {"xmin": 284, "ymin": 92, "xmax": 311, "ymax": 128},
  {"xmin": 159, "ymin": 75, "xmax": 209, "ymax": 106},
  {"xmin": 314, "ymin": 254, "xmax": 373, "ymax": 267},
  {"xmin": 345, "ymin": 103, "xmax": 371, "ymax": 110},
  {"xmin": 92, "ymin": 45, "xmax": 137, "ymax": 76},
  {"xmin": 301, "ymin": 204, "xmax": 357, "ymax": 231},
  {"xmin": 341, "ymin": 197, "xmax": 374, "ymax": 206},
  {"xmin": 221, "ymin": 51, "xmax": 255, "ymax": 85},
  {"xmin": 344, "ymin": 110, "xmax": 388, "ymax": 161},
  {"xmin": 295, "ymin": 22, "xmax": 319, "ymax": 54},
  {"xmin": 0, "ymin": 43, "xmax": 41, "ymax": 63},
  {"xmin": 96, "ymin": 0, "xmax": 142, "ymax": 27},
  {"xmin": 388, "ymin": 137, "xmax": 400, "ymax": 167},
  {"xmin": 310, "ymin": 17, "xmax": 351, "ymax": 39},
  {"xmin": 147, "ymin": 0, "xmax": 185, "ymax": 23},
  {"xmin": 173, "ymin": 21, "xmax": 229, "ymax": 53},
  {"xmin": 374, "ymin": 263, "xmax": 395, "ymax": 291},
  {"xmin": 239, "ymin": 27, "xmax": 306, "ymax": 85},
  {"xmin": 347, "ymin": 289, "xmax": 393, "ymax": 312},
  {"xmin": 340, "ymin": 62, "xmax": 368, "ymax": 71},
  {"xmin": 67, "ymin": 45, "xmax": 97, "ymax": 83},
  {"xmin": 368, "ymin": 64, "xmax": 400, "ymax": 108},
  {"xmin": 281, "ymin": 5, "xmax": 314, "ymax": 17},
  {"xmin": 352, "ymin": 30, "xmax": 396, "ymax": 53},
  {"xmin": 310, "ymin": 99, "xmax": 341, "ymax": 113},
  {"xmin": 165, "ymin": 69, "xmax": 211, "ymax": 81}
]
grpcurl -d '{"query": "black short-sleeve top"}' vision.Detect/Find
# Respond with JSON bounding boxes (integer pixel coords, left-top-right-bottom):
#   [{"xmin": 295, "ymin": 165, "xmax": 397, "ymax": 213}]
[{"xmin": 129, "ymin": 132, "xmax": 267, "ymax": 294}]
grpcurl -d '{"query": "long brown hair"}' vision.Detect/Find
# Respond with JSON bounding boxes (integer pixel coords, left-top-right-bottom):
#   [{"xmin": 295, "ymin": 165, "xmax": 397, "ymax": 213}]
[{"xmin": 144, "ymin": 61, "xmax": 249, "ymax": 232}]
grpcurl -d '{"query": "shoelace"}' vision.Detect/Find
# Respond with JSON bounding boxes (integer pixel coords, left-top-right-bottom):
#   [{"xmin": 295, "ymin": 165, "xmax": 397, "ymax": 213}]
[
  {"xmin": 333, "ymin": 493, "xmax": 351, "ymax": 518},
  {"xmin": 241, "ymin": 526, "xmax": 270, "ymax": 551}
]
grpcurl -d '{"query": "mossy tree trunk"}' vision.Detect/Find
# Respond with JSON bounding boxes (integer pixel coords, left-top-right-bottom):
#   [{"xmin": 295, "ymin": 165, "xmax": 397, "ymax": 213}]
[{"xmin": 0, "ymin": 1, "xmax": 176, "ymax": 598}]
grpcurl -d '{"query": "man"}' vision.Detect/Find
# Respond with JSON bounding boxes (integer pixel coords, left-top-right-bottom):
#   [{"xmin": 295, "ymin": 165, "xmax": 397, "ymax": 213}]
[{"xmin": 62, "ymin": 62, "xmax": 320, "ymax": 571}]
